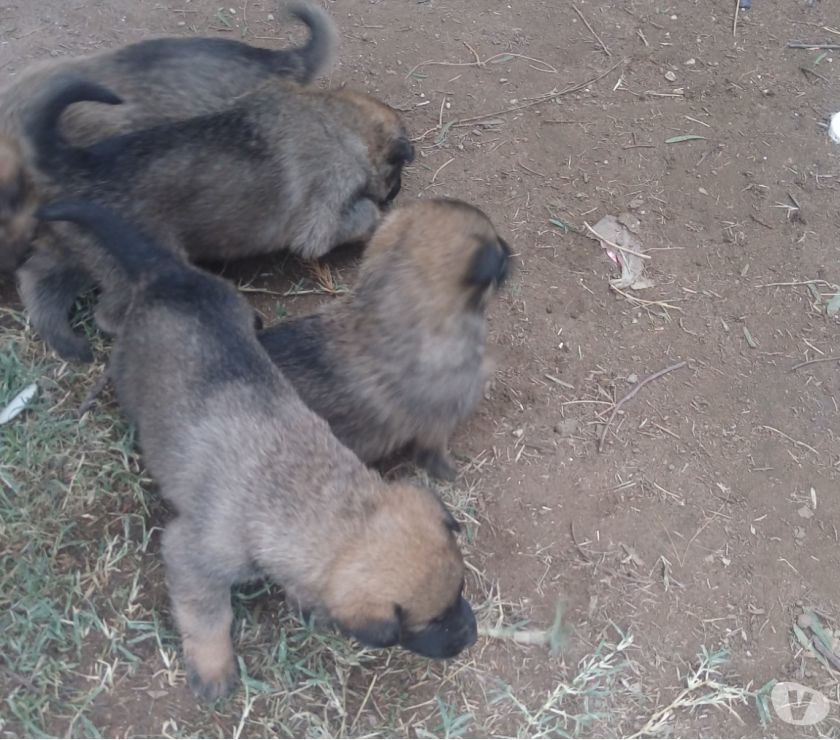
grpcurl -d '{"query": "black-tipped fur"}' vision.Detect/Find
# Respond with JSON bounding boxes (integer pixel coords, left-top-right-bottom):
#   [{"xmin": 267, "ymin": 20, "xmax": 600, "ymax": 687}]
[
  {"xmin": 107, "ymin": 1, "xmax": 336, "ymax": 86},
  {"xmin": 466, "ymin": 237, "xmax": 512, "ymax": 288},
  {"xmin": 36, "ymin": 200, "xmax": 177, "ymax": 281},
  {"xmin": 28, "ymin": 80, "xmax": 122, "ymax": 174}
]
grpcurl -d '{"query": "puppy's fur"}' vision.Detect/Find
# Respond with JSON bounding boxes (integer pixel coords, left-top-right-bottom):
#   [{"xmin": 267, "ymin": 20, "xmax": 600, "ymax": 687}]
[
  {"xmin": 17, "ymin": 76, "xmax": 414, "ymax": 362},
  {"xmin": 0, "ymin": 1, "xmax": 337, "ymax": 273},
  {"xmin": 258, "ymin": 198, "xmax": 512, "ymax": 480},
  {"xmin": 37, "ymin": 199, "xmax": 475, "ymax": 702}
]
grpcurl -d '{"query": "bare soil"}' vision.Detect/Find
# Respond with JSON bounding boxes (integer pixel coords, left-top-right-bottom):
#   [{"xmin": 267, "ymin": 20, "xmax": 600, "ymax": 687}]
[{"xmin": 1, "ymin": 0, "xmax": 839, "ymax": 737}]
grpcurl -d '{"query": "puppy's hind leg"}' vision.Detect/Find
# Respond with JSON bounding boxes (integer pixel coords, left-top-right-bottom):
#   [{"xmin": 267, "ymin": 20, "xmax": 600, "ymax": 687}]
[
  {"xmin": 162, "ymin": 518, "xmax": 239, "ymax": 703},
  {"xmin": 16, "ymin": 249, "xmax": 94, "ymax": 363}
]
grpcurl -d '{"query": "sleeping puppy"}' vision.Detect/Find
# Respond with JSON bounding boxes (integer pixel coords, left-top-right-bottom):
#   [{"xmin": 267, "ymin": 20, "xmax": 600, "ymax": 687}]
[
  {"xmin": 17, "ymin": 76, "xmax": 414, "ymax": 362},
  {"xmin": 36, "ymin": 199, "xmax": 475, "ymax": 702},
  {"xmin": 0, "ymin": 0, "xmax": 337, "ymax": 273},
  {"xmin": 258, "ymin": 198, "xmax": 512, "ymax": 480}
]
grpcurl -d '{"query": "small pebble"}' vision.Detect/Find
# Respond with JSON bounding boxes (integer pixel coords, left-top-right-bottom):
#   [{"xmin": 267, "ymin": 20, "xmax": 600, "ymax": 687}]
[
  {"xmin": 698, "ymin": 187, "xmax": 708, "ymax": 195},
  {"xmin": 664, "ymin": 70, "xmax": 677, "ymax": 82},
  {"xmin": 267, "ymin": 12, "xmax": 274, "ymax": 20},
  {"xmin": 684, "ymin": 58, "xmax": 696, "ymax": 66},
  {"xmin": 627, "ymin": 373, "xmax": 639, "ymax": 384},
  {"xmin": 512, "ymin": 428, "xmax": 524, "ymax": 438}
]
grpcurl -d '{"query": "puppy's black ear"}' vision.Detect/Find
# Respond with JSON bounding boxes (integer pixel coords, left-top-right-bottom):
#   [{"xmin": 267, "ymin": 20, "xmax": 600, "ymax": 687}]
[
  {"xmin": 389, "ymin": 136, "xmax": 415, "ymax": 165},
  {"xmin": 346, "ymin": 608, "xmax": 401, "ymax": 648},
  {"xmin": 466, "ymin": 238, "xmax": 511, "ymax": 287}
]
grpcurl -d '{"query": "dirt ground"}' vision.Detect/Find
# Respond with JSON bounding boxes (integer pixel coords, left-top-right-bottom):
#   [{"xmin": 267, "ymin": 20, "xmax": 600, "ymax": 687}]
[{"xmin": 1, "ymin": 0, "xmax": 839, "ymax": 737}]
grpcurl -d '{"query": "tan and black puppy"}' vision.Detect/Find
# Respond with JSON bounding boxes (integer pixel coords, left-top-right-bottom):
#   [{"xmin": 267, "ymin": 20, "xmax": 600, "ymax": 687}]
[
  {"xmin": 0, "ymin": 0, "xmax": 337, "ymax": 273},
  {"xmin": 258, "ymin": 198, "xmax": 511, "ymax": 481},
  {"xmin": 17, "ymin": 75, "xmax": 413, "ymax": 362},
  {"xmin": 36, "ymin": 199, "xmax": 475, "ymax": 702}
]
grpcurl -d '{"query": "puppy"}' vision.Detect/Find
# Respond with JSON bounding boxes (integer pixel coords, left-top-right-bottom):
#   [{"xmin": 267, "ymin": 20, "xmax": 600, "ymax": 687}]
[
  {"xmin": 0, "ymin": 0, "xmax": 338, "ymax": 273},
  {"xmin": 258, "ymin": 198, "xmax": 512, "ymax": 480},
  {"xmin": 36, "ymin": 199, "xmax": 476, "ymax": 702},
  {"xmin": 17, "ymin": 76, "xmax": 414, "ymax": 362}
]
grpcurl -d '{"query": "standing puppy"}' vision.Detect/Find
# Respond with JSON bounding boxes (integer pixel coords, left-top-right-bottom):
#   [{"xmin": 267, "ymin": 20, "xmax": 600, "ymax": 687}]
[
  {"xmin": 18, "ymin": 75, "xmax": 414, "ymax": 362},
  {"xmin": 0, "ymin": 0, "xmax": 338, "ymax": 273},
  {"xmin": 259, "ymin": 198, "xmax": 512, "ymax": 480},
  {"xmin": 36, "ymin": 200, "xmax": 476, "ymax": 702}
]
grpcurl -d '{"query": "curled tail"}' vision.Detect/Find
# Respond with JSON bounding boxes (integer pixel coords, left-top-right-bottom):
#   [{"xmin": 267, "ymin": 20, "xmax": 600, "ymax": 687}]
[
  {"xmin": 27, "ymin": 78, "xmax": 122, "ymax": 176},
  {"xmin": 286, "ymin": 1, "xmax": 339, "ymax": 83},
  {"xmin": 35, "ymin": 200, "xmax": 181, "ymax": 283}
]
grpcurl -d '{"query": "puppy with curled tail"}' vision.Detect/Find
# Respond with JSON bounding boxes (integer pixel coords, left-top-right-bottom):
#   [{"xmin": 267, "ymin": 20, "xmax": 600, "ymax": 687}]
[
  {"xmin": 16, "ymin": 74, "xmax": 413, "ymax": 362},
  {"xmin": 258, "ymin": 198, "xmax": 512, "ymax": 480},
  {"xmin": 36, "ymin": 199, "xmax": 475, "ymax": 702},
  {"xmin": 0, "ymin": 0, "xmax": 338, "ymax": 274}
]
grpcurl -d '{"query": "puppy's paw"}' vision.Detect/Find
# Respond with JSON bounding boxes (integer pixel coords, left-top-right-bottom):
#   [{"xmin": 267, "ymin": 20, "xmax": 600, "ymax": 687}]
[
  {"xmin": 185, "ymin": 655, "xmax": 239, "ymax": 703},
  {"xmin": 50, "ymin": 332, "xmax": 94, "ymax": 364},
  {"xmin": 415, "ymin": 448, "xmax": 457, "ymax": 481}
]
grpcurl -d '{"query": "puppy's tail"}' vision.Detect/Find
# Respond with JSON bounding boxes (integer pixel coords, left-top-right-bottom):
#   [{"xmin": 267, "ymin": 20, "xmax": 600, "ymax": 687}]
[
  {"xmin": 27, "ymin": 78, "xmax": 122, "ymax": 176},
  {"xmin": 36, "ymin": 200, "xmax": 181, "ymax": 284},
  {"xmin": 285, "ymin": 1, "xmax": 339, "ymax": 83}
]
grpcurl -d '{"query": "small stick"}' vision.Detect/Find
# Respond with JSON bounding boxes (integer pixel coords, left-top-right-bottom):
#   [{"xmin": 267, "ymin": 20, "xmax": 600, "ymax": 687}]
[
  {"xmin": 800, "ymin": 66, "xmax": 829, "ymax": 82},
  {"xmin": 792, "ymin": 355, "xmax": 840, "ymax": 371},
  {"xmin": 732, "ymin": 0, "xmax": 739, "ymax": 37},
  {"xmin": 598, "ymin": 361, "xmax": 687, "ymax": 452},
  {"xmin": 430, "ymin": 157, "xmax": 454, "ymax": 184},
  {"xmin": 759, "ymin": 425, "xmax": 819, "ymax": 456},
  {"xmin": 445, "ymin": 60, "xmax": 623, "ymax": 130},
  {"xmin": 572, "ymin": 4, "xmax": 612, "ymax": 56},
  {"xmin": 584, "ymin": 221, "xmax": 651, "ymax": 260},
  {"xmin": 478, "ymin": 624, "xmax": 551, "ymax": 645},
  {"xmin": 610, "ymin": 285, "xmax": 683, "ymax": 312},
  {"xmin": 545, "ymin": 373, "xmax": 575, "ymax": 390},
  {"xmin": 787, "ymin": 42, "xmax": 840, "ymax": 49}
]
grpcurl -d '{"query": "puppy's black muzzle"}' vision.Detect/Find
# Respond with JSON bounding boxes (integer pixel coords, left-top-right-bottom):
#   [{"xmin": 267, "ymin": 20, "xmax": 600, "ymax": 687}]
[{"xmin": 400, "ymin": 596, "xmax": 477, "ymax": 659}]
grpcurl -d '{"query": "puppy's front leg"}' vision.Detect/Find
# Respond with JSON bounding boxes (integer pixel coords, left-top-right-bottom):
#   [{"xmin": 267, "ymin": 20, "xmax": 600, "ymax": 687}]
[
  {"xmin": 414, "ymin": 445, "xmax": 457, "ymax": 481},
  {"xmin": 16, "ymin": 248, "xmax": 94, "ymax": 363},
  {"xmin": 162, "ymin": 518, "xmax": 239, "ymax": 702}
]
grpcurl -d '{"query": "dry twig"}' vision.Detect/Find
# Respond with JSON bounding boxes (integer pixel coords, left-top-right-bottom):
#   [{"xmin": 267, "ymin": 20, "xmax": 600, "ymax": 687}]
[
  {"xmin": 599, "ymin": 361, "xmax": 688, "ymax": 452},
  {"xmin": 792, "ymin": 355, "xmax": 840, "ymax": 371},
  {"xmin": 572, "ymin": 4, "xmax": 611, "ymax": 56},
  {"xmin": 787, "ymin": 41, "xmax": 840, "ymax": 49}
]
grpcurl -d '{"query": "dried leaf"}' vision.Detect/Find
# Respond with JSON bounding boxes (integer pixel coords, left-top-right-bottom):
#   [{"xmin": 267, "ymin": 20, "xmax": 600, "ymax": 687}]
[
  {"xmin": 826, "ymin": 291, "xmax": 840, "ymax": 316},
  {"xmin": 0, "ymin": 383, "xmax": 38, "ymax": 425},
  {"xmin": 589, "ymin": 214, "xmax": 654, "ymax": 290},
  {"xmin": 665, "ymin": 134, "xmax": 707, "ymax": 143}
]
